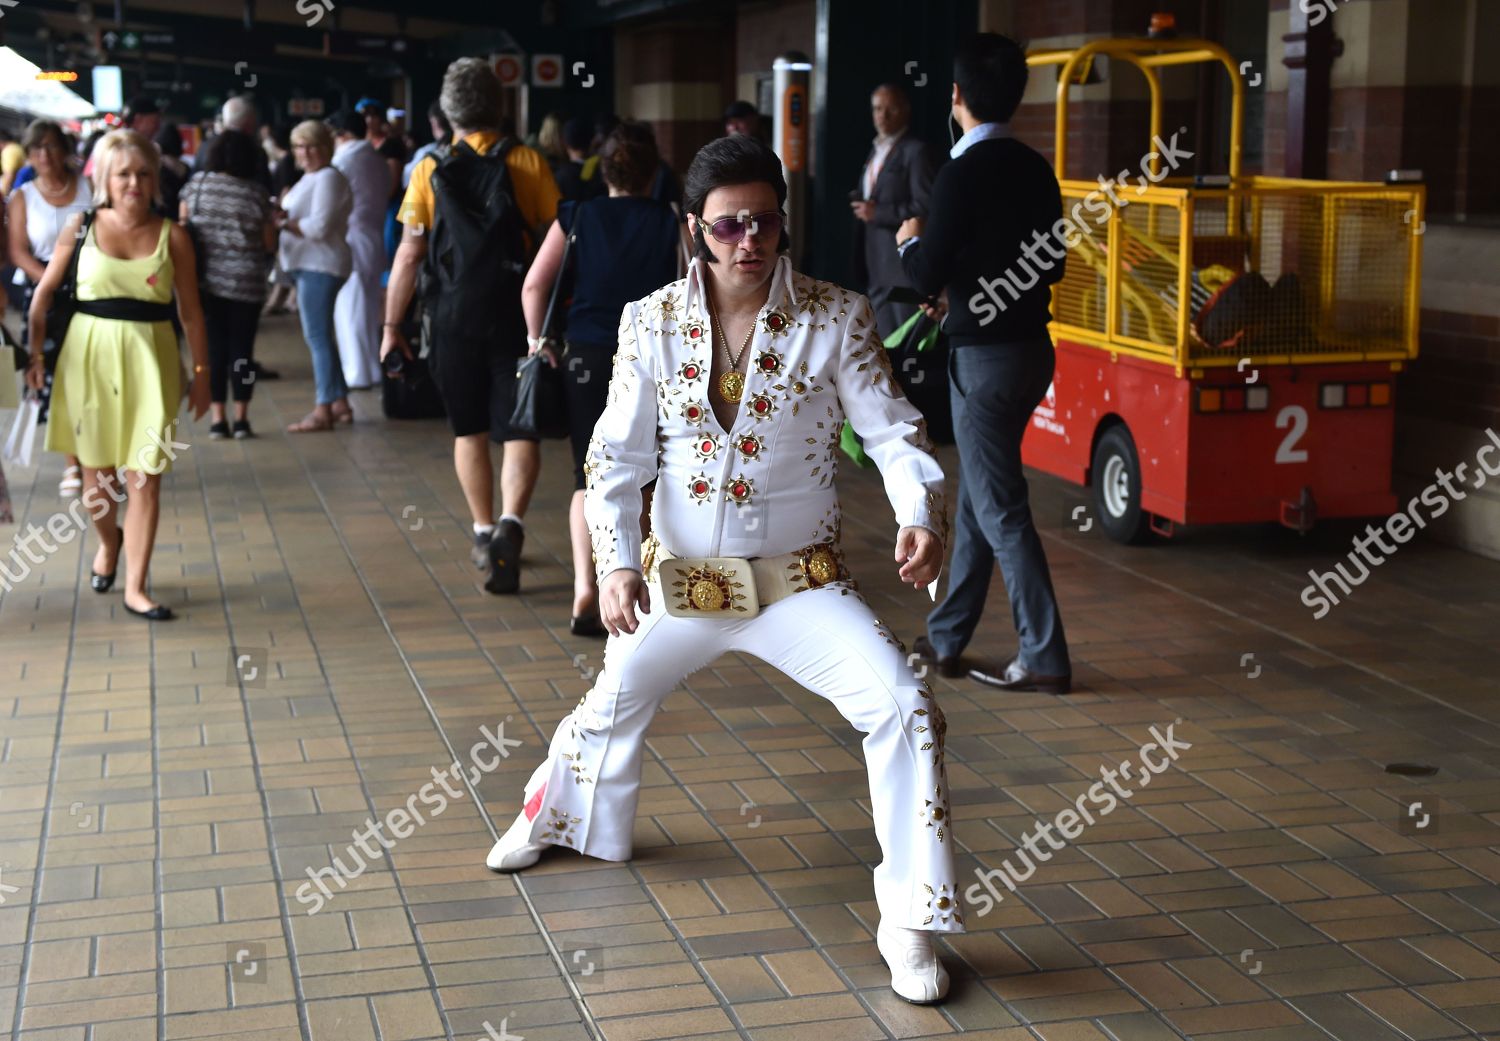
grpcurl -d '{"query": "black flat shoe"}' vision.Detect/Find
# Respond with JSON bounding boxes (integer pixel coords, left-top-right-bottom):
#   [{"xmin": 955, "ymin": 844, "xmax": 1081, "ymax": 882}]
[
  {"xmin": 232, "ymin": 420, "xmax": 255, "ymax": 439},
  {"xmin": 208, "ymin": 421, "xmax": 230, "ymax": 440},
  {"xmin": 570, "ymin": 613, "xmax": 607, "ymax": 638},
  {"xmin": 124, "ymin": 601, "xmax": 175, "ymax": 622},
  {"xmin": 912, "ymin": 635, "xmax": 965, "ymax": 679},
  {"xmin": 91, "ymin": 530, "xmax": 125, "ymax": 594}
]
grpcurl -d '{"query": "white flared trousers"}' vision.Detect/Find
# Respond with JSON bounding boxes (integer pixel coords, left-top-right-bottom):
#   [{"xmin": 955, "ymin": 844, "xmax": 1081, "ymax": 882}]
[{"xmin": 503, "ymin": 581, "xmax": 966, "ymax": 932}]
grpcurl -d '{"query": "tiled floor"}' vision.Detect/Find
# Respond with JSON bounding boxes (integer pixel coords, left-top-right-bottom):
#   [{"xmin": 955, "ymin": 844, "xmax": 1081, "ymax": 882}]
[{"xmin": 2, "ymin": 313, "xmax": 1499, "ymax": 1041}]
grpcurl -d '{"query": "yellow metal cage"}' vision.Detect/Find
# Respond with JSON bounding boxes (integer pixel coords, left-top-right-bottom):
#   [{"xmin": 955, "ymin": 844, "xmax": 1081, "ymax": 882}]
[{"xmin": 1030, "ymin": 39, "xmax": 1425, "ymax": 374}]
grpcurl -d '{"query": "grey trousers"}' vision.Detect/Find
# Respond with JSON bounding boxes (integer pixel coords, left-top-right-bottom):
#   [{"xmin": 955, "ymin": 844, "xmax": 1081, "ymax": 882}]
[{"xmin": 926, "ymin": 338, "xmax": 1070, "ymax": 676}]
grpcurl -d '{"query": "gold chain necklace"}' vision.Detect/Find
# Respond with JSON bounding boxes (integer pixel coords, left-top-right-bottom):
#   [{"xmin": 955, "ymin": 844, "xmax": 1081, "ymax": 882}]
[{"xmin": 708, "ymin": 294, "xmax": 755, "ymax": 403}]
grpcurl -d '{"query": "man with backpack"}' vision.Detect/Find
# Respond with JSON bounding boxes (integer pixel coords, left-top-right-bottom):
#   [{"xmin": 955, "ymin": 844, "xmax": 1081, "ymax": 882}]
[{"xmin": 382, "ymin": 58, "xmax": 561, "ymax": 595}]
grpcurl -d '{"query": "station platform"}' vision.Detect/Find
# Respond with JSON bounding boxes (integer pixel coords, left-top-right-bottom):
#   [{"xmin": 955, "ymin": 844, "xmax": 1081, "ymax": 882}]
[{"xmin": 1, "ymin": 313, "xmax": 1498, "ymax": 1041}]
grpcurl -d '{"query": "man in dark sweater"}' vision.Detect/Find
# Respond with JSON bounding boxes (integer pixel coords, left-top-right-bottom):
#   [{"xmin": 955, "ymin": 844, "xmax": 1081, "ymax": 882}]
[{"xmin": 898, "ymin": 32, "xmax": 1071, "ymax": 694}]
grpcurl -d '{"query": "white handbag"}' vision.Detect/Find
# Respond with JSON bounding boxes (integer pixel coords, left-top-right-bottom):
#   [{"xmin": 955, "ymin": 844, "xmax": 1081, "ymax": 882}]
[{"xmin": 3, "ymin": 392, "xmax": 42, "ymax": 468}]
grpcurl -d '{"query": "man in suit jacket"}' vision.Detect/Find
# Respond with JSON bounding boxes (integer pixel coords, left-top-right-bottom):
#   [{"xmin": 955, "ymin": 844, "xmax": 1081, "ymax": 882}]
[
  {"xmin": 897, "ymin": 33, "xmax": 1072, "ymax": 695},
  {"xmin": 851, "ymin": 84, "xmax": 936, "ymax": 337}
]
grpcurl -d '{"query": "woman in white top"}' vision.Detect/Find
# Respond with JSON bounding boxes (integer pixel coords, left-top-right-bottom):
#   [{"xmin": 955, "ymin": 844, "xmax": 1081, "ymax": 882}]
[
  {"xmin": 275, "ymin": 120, "xmax": 353, "ymax": 432},
  {"xmin": 7, "ymin": 119, "xmax": 92, "ymax": 499}
]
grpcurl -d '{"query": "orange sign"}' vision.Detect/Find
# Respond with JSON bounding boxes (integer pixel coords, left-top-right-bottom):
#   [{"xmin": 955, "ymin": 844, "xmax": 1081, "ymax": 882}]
[
  {"xmin": 36, "ymin": 71, "xmax": 80, "ymax": 81},
  {"xmin": 781, "ymin": 83, "xmax": 808, "ymax": 172}
]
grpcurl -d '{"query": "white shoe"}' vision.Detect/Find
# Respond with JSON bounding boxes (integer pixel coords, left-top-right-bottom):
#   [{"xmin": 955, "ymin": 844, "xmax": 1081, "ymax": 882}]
[
  {"xmin": 485, "ymin": 815, "xmax": 545, "ymax": 872},
  {"xmin": 876, "ymin": 919, "xmax": 950, "ymax": 1004}
]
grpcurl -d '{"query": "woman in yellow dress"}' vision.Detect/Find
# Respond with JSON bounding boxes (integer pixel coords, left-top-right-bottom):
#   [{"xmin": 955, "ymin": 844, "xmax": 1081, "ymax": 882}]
[{"xmin": 25, "ymin": 129, "xmax": 210, "ymax": 621}]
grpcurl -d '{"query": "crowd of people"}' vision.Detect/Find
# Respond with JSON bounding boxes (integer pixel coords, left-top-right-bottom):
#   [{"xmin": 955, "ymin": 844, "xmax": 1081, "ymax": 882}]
[{"xmin": 2, "ymin": 35, "xmax": 1075, "ymax": 1004}]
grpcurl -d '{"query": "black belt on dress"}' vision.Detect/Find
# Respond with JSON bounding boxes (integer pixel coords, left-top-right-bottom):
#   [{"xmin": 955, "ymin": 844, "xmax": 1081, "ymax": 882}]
[{"xmin": 74, "ymin": 298, "xmax": 175, "ymax": 322}]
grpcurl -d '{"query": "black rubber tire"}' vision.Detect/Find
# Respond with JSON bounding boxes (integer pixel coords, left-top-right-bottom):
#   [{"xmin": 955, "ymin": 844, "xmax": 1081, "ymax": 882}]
[{"xmin": 1091, "ymin": 424, "xmax": 1151, "ymax": 545}]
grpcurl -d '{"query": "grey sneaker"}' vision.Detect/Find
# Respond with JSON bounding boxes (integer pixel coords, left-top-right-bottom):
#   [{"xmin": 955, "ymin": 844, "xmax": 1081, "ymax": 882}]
[{"xmin": 471, "ymin": 530, "xmax": 493, "ymax": 570}]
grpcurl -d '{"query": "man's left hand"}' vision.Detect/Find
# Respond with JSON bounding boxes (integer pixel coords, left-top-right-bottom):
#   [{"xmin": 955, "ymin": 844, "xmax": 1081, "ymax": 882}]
[
  {"xmin": 895, "ymin": 525, "xmax": 942, "ymax": 588},
  {"xmin": 850, "ymin": 200, "xmax": 875, "ymax": 222},
  {"xmin": 896, "ymin": 216, "xmax": 924, "ymax": 245}
]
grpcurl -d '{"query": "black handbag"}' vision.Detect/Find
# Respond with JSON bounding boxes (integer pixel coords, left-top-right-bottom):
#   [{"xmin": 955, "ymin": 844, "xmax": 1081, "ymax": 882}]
[
  {"xmin": 510, "ymin": 353, "xmax": 569, "ymax": 439},
  {"xmin": 381, "ymin": 304, "xmax": 446, "ymax": 420},
  {"xmin": 507, "ymin": 229, "xmax": 573, "ymax": 440},
  {"xmin": 38, "ymin": 210, "xmax": 95, "ymax": 372}
]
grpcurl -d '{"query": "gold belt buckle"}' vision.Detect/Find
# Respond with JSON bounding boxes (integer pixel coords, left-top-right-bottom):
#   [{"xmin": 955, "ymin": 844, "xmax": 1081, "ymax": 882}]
[
  {"xmin": 660, "ymin": 558, "xmax": 760, "ymax": 618},
  {"xmin": 799, "ymin": 544, "xmax": 841, "ymax": 589}
]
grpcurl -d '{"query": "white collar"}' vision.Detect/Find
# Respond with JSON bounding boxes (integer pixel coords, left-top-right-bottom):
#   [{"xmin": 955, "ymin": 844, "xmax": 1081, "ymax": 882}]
[
  {"xmin": 684, "ymin": 254, "xmax": 799, "ymax": 317},
  {"xmin": 950, "ymin": 121, "xmax": 1012, "ymax": 159}
]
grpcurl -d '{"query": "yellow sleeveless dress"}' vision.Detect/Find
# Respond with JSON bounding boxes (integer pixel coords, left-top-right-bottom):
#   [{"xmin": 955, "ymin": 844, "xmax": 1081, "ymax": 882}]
[{"xmin": 46, "ymin": 218, "xmax": 182, "ymax": 473}]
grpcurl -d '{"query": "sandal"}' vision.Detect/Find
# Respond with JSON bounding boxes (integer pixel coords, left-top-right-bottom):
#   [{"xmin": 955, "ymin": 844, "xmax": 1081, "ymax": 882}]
[
  {"xmin": 286, "ymin": 411, "xmax": 336, "ymax": 433},
  {"xmin": 59, "ymin": 465, "xmax": 83, "ymax": 499},
  {"xmin": 330, "ymin": 402, "xmax": 354, "ymax": 424}
]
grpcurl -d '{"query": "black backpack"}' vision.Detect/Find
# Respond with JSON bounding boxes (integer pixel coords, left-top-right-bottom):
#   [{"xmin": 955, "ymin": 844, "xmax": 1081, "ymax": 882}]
[{"xmin": 420, "ymin": 138, "xmax": 529, "ymax": 339}]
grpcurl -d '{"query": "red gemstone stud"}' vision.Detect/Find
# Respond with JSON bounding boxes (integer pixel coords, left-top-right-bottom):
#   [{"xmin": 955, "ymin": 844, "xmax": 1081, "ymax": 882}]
[
  {"xmin": 764, "ymin": 310, "xmax": 788, "ymax": 334},
  {"xmin": 683, "ymin": 321, "xmax": 705, "ymax": 342},
  {"xmin": 758, "ymin": 351, "xmax": 782, "ymax": 374},
  {"xmin": 680, "ymin": 362, "xmax": 703, "ymax": 381},
  {"xmin": 749, "ymin": 394, "xmax": 774, "ymax": 418},
  {"xmin": 682, "ymin": 403, "xmax": 705, "ymax": 424},
  {"xmin": 689, "ymin": 475, "xmax": 713, "ymax": 501},
  {"xmin": 725, "ymin": 476, "xmax": 754, "ymax": 504},
  {"xmin": 738, "ymin": 435, "xmax": 761, "ymax": 459},
  {"xmin": 694, "ymin": 435, "xmax": 719, "ymax": 460}
]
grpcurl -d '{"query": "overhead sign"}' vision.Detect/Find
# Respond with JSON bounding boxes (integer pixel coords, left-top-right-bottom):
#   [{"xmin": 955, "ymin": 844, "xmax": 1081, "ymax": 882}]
[
  {"xmin": 287, "ymin": 97, "xmax": 325, "ymax": 116},
  {"xmin": 494, "ymin": 53, "xmax": 523, "ymax": 87},
  {"xmin": 532, "ymin": 53, "xmax": 563, "ymax": 88}
]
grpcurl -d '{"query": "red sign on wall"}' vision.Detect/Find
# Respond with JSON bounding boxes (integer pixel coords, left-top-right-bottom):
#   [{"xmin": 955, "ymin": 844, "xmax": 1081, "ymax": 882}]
[
  {"xmin": 495, "ymin": 53, "xmax": 524, "ymax": 88},
  {"xmin": 532, "ymin": 54, "xmax": 563, "ymax": 88}
]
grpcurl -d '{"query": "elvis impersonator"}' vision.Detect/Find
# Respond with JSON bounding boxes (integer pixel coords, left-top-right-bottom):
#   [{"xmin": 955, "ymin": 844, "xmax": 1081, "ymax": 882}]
[{"xmin": 486, "ymin": 135, "xmax": 964, "ymax": 1003}]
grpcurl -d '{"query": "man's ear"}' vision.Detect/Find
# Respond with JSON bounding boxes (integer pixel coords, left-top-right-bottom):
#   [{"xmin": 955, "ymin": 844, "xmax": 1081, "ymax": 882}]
[{"xmin": 685, "ymin": 212, "xmax": 699, "ymax": 238}]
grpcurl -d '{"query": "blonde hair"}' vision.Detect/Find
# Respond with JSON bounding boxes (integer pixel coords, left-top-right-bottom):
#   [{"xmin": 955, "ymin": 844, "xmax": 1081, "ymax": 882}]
[
  {"xmin": 289, "ymin": 119, "xmax": 334, "ymax": 165},
  {"xmin": 537, "ymin": 112, "xmax": 565, "ymax": 161},
  {"xmin": 90, "ymin": 129, "xmax": 160, "ymax": 208}
]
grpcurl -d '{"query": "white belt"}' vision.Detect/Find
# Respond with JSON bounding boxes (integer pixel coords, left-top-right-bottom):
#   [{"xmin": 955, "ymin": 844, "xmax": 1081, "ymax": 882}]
[{"xmin": 643, "ymin": 535, "xmax": 848, "ymax": 618}]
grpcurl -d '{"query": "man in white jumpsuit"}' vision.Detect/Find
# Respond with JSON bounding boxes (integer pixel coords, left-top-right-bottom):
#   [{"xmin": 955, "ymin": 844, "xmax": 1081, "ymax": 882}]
[
  {"xmin": 330, "ymin": 109, "xmax": 390, "ymax": 389},
  {"xmin": 486, "ymin": 136, "xmax": 963, "ymax": 1003}
]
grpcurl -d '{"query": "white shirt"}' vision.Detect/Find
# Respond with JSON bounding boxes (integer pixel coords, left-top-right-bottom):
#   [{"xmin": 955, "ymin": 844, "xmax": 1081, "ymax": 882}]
[
  {"xmin": 277, "ymin": 165, "xmax": 353, "ymax": 278},
  {"xmin": 585, "ymin": 256, "xmax": 947, "ymax": 580},
  {"xmin": 12, "ymin": 177, "xmax": 91, "ymax": 285},
  {"xmin": 949, "ymin": 121, "xmax": 1013, "ymax": 159},
  {"xmin": 863, "ymin": 129, "xmax": 906, "ymax": 199}
]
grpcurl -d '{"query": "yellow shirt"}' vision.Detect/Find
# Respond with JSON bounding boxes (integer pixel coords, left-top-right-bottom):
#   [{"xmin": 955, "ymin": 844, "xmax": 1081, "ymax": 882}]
[
  {"xmin": 1, "ymin": 141, "xmax": 25, "ymax": 193},
  {"xmin": 398, "ymin": 131, "xmax": 560, "ymax": 249}
]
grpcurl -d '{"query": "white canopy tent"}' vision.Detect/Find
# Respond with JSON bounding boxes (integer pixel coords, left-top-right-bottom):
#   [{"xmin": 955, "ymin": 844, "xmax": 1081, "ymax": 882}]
[{"xmin": 0, "ymin": 47, "xmax": 97, "ymax": 122}]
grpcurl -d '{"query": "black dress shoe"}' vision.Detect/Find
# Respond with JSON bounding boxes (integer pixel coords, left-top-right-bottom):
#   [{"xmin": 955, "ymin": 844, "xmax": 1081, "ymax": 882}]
[
  {"xmin": 969, "ymin": 658, "xmax": 1071, "ymax": 695},
  {"xmin": 570, "ymin": 613, "xmax": 607, "ymax": 638},
  {"xmin": 911, "ymin": 635, "xmax": 965, "ymax": 679},
  {"xmin": 91, "ymin": 530, "xmax": 125, "ymax": 593},
  {"xmin": 124, "ymin": 601, "xmax": 175, "ymax": 622}
]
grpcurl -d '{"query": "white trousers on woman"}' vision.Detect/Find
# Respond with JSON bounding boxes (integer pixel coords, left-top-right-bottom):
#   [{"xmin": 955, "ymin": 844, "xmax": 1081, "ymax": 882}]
[{"xmin": 503, "ymin": 580, "xmax": 966, "ymax": 933}]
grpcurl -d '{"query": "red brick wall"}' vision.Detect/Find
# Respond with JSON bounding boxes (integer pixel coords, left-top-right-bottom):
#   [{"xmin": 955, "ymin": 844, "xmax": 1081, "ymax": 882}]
[{"xmin": 1404, "ymin": 310, "xmax": 1500, "ymax": 431}]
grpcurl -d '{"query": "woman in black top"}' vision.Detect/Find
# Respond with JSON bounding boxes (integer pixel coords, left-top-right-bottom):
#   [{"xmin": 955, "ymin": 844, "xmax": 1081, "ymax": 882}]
[{"xmin": 521, "ymin": 122, "xmax": 685, "ymax": 636}]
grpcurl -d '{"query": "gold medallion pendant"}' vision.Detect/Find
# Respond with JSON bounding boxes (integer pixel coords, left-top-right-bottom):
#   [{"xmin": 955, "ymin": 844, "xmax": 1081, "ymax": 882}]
[{"xmin": 717, "ymin": 370, "xmax": 745, "ymax": 403}]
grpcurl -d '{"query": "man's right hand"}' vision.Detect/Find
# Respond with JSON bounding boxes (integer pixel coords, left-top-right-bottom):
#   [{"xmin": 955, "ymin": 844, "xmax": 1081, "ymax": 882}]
[
  {"xmin": 380, "ymin": 324, "xmax": 413, "ymax": 363},
  {"xmin": 600, "ymin": 568, "xmax": 651, "ymax": 637}
]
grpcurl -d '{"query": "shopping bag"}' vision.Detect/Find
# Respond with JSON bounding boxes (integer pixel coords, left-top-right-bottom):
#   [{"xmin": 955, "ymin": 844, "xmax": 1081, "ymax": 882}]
[
  {"xmin": 0, "ymin": 346, "xmax": 19, "ymax": 410},
  {"xmin": 509, "ymin": 352, "xmax": 569, "ymax": 440},
  {"xmin": 3, "ymin": 393, "xmax": 43, "ymax": 468},
  {"xmin": 840, "ymin": 308, "xmax": 952, "ymax": 466}
]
